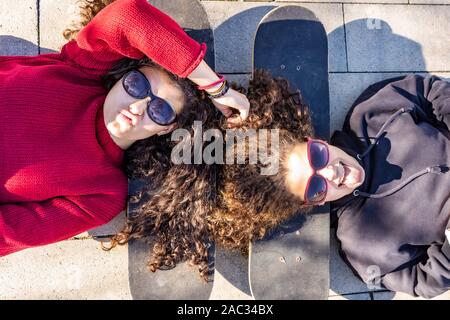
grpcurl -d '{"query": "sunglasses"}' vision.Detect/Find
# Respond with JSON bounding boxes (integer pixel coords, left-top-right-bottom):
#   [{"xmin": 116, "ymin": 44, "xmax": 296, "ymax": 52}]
[
  {"xmin": 122, "ymin": 69, "xmax": 177, "ymax": 126},
  {"xmin": 304, "ymin": 139, "xmax": 330, "ymax": 204}
]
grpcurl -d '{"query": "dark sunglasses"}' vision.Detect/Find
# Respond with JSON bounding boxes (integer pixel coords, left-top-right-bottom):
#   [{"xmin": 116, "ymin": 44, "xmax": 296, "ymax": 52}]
[
  {"xmin": 304, "ymin": 138, "xmax": 330, "ymax": 204},
  {"xmin": 122, "ymin": 69, "xmax": 177, "ymax": 126}
]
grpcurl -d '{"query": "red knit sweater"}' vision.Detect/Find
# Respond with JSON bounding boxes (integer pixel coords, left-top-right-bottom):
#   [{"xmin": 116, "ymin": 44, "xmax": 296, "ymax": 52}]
[{"xmin": 0, "ymin": 0, "xmax": 206, "ymax": 256}]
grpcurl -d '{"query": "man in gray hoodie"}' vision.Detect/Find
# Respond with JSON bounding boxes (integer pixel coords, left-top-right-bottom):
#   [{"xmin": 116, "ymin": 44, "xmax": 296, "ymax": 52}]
[
  {"xmin": 331, "ymin": 74, "xmax": 450, "ymax": 298},
  {"xmin": 285, "ymin": 74, "xmax": 450, "ymax": 298}
]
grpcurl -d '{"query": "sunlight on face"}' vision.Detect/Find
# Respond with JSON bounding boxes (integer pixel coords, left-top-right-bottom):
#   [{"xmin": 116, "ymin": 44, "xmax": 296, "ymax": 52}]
[{"xmin": 285, "ymin": 144, "xmax": 312, "ymax": 201}]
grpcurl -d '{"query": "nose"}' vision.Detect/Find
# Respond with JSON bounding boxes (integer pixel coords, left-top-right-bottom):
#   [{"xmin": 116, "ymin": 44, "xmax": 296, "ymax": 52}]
[
  {"xmin": 317, "ymin": 166, "xmax": 336, "ymax": 182},
  {"xmin": 129, "ymin": 97, "xmax": 150, "ymax": 116}
]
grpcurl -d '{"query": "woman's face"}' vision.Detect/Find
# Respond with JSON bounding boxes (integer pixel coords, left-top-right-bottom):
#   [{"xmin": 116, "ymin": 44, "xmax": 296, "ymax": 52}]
[
  {"xmin": 285, "ymin": 141, "xmax": 365, "ymax": 204},
  {"xmin": 103, "ymin": 66, "xmax": 185, "ymax": 148}
]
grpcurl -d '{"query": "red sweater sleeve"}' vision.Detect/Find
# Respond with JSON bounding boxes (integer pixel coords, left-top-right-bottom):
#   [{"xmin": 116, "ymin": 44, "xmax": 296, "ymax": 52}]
[
  {"xmin": 0, "ymin": 194, "xmax": 125, "ymax": 256},
  {"xmin": 60, "ymin": 0, "xmax": 206, "ymax": 77}
]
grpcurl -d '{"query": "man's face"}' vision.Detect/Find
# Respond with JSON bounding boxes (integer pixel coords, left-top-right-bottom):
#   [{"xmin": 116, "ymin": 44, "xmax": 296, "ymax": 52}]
[{"xmin": 285, "ymin": 141, "xmax": 365, "ymax": 204}]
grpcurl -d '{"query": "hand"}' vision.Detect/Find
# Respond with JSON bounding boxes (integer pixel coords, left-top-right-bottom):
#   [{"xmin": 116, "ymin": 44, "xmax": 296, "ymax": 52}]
[{"xmin": 210, "ymin": 88, "xmax": 250, "ymax": 125}]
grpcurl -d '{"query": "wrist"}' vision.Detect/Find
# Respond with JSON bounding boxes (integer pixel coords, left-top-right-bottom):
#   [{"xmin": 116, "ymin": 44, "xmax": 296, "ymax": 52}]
[
  {"xmin": 188, "ymin": 60, "xmax": 222, "ymax": 87},
  {"xmin": 207, "ymin": 81, "xmax": 230, "ymax": 99},
  {"xmin": 197, "ymin": 74, "xmax": 225, "ymax": 91},
  {"xmin": 205, "ymin": 82, "xmax": 224, "ymax": 93}
]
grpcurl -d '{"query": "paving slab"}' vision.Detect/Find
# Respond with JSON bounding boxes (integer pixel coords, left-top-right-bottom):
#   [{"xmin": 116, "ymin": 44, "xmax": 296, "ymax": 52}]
[
  {"xmin": 0, "ymin": 0, "xmax": 38, "ymax": 56},
  {"xmin": 410, "ymin": 0, "xmax": 450, "ymax": 4},
  {"xmin": 344, "ymin": 4, "xmax": 450, "ymax": 72},
  {"xmin": 39, "ymin": 0, "xmax": 80, "ymax": 53},
  {"xmin": 203, "ymin": 1, "xmax": 346, "ymax": 73},
  {"xmin": 330, "ymin": 72, "xmax": 450, "ymax": 135},
  {"xmin": 330, "ymin": 72, "xmax": 403, "ymax": 134},
  {"xmin": 0, "ymin": 239, "xmax": 131, "ymax": 299},
  {"xmin": 373, "ymin": 290, "xmax": 450, "ymax": 300}
]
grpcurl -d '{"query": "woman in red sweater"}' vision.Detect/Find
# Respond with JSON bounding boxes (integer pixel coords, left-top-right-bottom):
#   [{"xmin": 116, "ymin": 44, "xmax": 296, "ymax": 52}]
[{"xmin": 0, "ymin": 0, "xmax": 249, "ymax": 256}]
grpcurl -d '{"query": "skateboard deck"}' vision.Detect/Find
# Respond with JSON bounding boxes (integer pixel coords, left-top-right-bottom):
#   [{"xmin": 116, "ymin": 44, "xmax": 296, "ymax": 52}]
[
  {"xmin": 249, "ymin": 5, "xmax": 330, "ymax": 300},
  {"xmin": 127, "ymin": 0, "xmax": 215, "ymax": 300}
]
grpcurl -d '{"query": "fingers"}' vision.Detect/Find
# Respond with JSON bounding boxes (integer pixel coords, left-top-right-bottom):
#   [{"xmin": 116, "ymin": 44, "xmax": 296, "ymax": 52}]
[
  {"xmin": 237, "ymin": 98, "xmax": 250, "ymax": 121},
  {"xmin": 226, "ymin": 114, "xmax": 243, "ymax": 127},
  {"xmin": 227, "ymin": 91, "xmax": 249, "ymax": 121},
  {"xmin": 211, "ymin": 88, "xmax": 250, "ymax": 122},
  {"xmin": 216, "ymin": 104, "xmax": 233, "ymax": 117}
]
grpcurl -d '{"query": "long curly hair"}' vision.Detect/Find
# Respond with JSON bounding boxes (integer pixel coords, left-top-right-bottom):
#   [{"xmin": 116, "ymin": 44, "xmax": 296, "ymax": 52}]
[
  {"xmin": 66, "ymin": 0, "xmax": 315, "ymax": 281},
  {"xmin": 63, "ymin": 0, "xmax": 117, "ymax": 42},
  {"xmin": 113, "ymin": 70, "xmax": 315, "ymax": 281}
]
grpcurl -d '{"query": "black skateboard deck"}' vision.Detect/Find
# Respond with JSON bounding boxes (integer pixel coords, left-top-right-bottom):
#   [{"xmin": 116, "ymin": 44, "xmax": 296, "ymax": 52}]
[
  {"xmin": 249, "ymin": 5, "xmax": 330, "ymax": 300},
  {"xmin": 128, "ymin": 0, "xmax": 215, "ymax": 300}
]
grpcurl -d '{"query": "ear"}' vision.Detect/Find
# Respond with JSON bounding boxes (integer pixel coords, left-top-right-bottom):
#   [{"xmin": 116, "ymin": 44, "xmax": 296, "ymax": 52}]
[{"xmin": 157, "ymin": 123, "xmax": 178, "ymax": 136}]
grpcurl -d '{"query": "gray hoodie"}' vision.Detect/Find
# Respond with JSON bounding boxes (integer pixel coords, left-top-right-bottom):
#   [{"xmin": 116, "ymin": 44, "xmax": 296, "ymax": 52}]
[{"xmin": 331, "ymin": 74, "xmax": 450, "ymax": 298}]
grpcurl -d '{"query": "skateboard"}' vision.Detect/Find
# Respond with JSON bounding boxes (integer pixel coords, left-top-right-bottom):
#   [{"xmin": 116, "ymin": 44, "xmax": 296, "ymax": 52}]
[
  {"xmin": 127, "ymin": 0, "xmax": 215, "ymax": 300},
  {"xmin": 249, "ymin": 5, "xmax": 330, "ymax": 300}
]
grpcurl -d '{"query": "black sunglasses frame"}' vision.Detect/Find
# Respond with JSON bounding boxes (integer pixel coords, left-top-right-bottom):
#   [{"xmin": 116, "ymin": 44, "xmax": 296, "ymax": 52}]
[{"xmin": 121, "ymin": 69, "xmax": 177, "ymax": 126}]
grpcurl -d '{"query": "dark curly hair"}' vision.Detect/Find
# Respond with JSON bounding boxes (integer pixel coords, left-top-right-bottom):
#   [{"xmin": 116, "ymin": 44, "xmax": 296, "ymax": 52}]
[{"xmin": 65, "ymin": 0, "xmax": 316, "ymax": 281}]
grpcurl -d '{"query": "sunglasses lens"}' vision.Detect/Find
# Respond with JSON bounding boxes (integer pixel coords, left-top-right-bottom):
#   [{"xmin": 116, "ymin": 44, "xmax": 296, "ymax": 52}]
[
  {"xmin": 306, "ymin": 175, "xmax": 327, "ymax": 203},
  {"xmin": 123, "ymin": 71, "xmax": 149, "ymax": 99},
  {"xmin": 147, "ymin": 99, "xmax": 177, "ymax": 126},
  {"xmin": 310, "ymin": 141, "xmax": 329, "ymax": 169}
]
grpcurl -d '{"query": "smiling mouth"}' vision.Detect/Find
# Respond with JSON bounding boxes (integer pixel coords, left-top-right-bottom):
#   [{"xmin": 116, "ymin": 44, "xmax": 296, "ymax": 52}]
[
  {"xmin": 118, "ymin": 112, "xmax": 133, "ymax": 124},
  {"xmin": 337, "ymin": 161, "xmax": 363, "ymax": 188}
]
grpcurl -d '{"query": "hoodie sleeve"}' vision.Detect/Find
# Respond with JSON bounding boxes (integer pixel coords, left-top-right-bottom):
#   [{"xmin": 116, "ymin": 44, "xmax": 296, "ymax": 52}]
[
  {"xmin": 380, "ymin": 240, "xmax": 450, "ymax": 299},
  {"xmin": 60, "ymin": 0, "xmax": 206, "ymax": 78},
  {"xmin": 420, "ymin": 75, "xmax": 450, "ymax": 130},
  {"xmin": 383, "ymin": 74, "xmax": 450, "ymax": 128}
]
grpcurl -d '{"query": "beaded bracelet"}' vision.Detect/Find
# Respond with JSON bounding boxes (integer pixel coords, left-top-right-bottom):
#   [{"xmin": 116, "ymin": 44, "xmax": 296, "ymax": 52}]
[
  {"xmin": 206, "ymin": 80, "xmax": 226, "ymax": 95},
  {"xmin": 208, "ymin": 81, "xmax": 230, "ymax": 99}
]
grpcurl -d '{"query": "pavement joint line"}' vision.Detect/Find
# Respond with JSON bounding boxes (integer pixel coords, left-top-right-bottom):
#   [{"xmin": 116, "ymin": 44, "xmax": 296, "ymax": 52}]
[
  {"xmin": 329, "ymin": 289, "xmax": 391, "ymax": 296},
  {"xmin": 342, "ymin": 3, "xmax": 349, "ymax": 72},
  {"xmin": 219, "ymin": 72, "xmax": 252, "ymax": 75},
  {"xmin": 330, "ymin": 71, "xmax": 450, "ymax": 74},
  {"xmin": 70, "ymin": 236, "xmax": 93, "ymax": 240},
  {"xmin": 340, "ymin": 2, "xmax": 450, "ymax": 5},
  {"xmin": 36, "ymin": 0, "xmax": 40, "ymax": 55},
  {"xmin": 235, "ymin": 1, "xmax": 450, "ymax": 6},
  {"xmin": 203, "ymin": 1, "xmax": 450, "ymax": 6},
  {"xmin": 329, "ymin": 292, "xmax": 372, "ymax": 297},
  {"xmin": 218, "ymin": 72, "xmax": 450, "ymax": 74}
]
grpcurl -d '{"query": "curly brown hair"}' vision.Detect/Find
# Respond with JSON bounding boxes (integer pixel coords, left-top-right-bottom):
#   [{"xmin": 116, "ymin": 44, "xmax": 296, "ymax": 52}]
[
  {"xmin": 66, "ymin": 0, "xmax": 315, "ymax": 281},
  {"xmin": 63, "ymin": 0, "xmax": 117, "ymax": 42}
]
